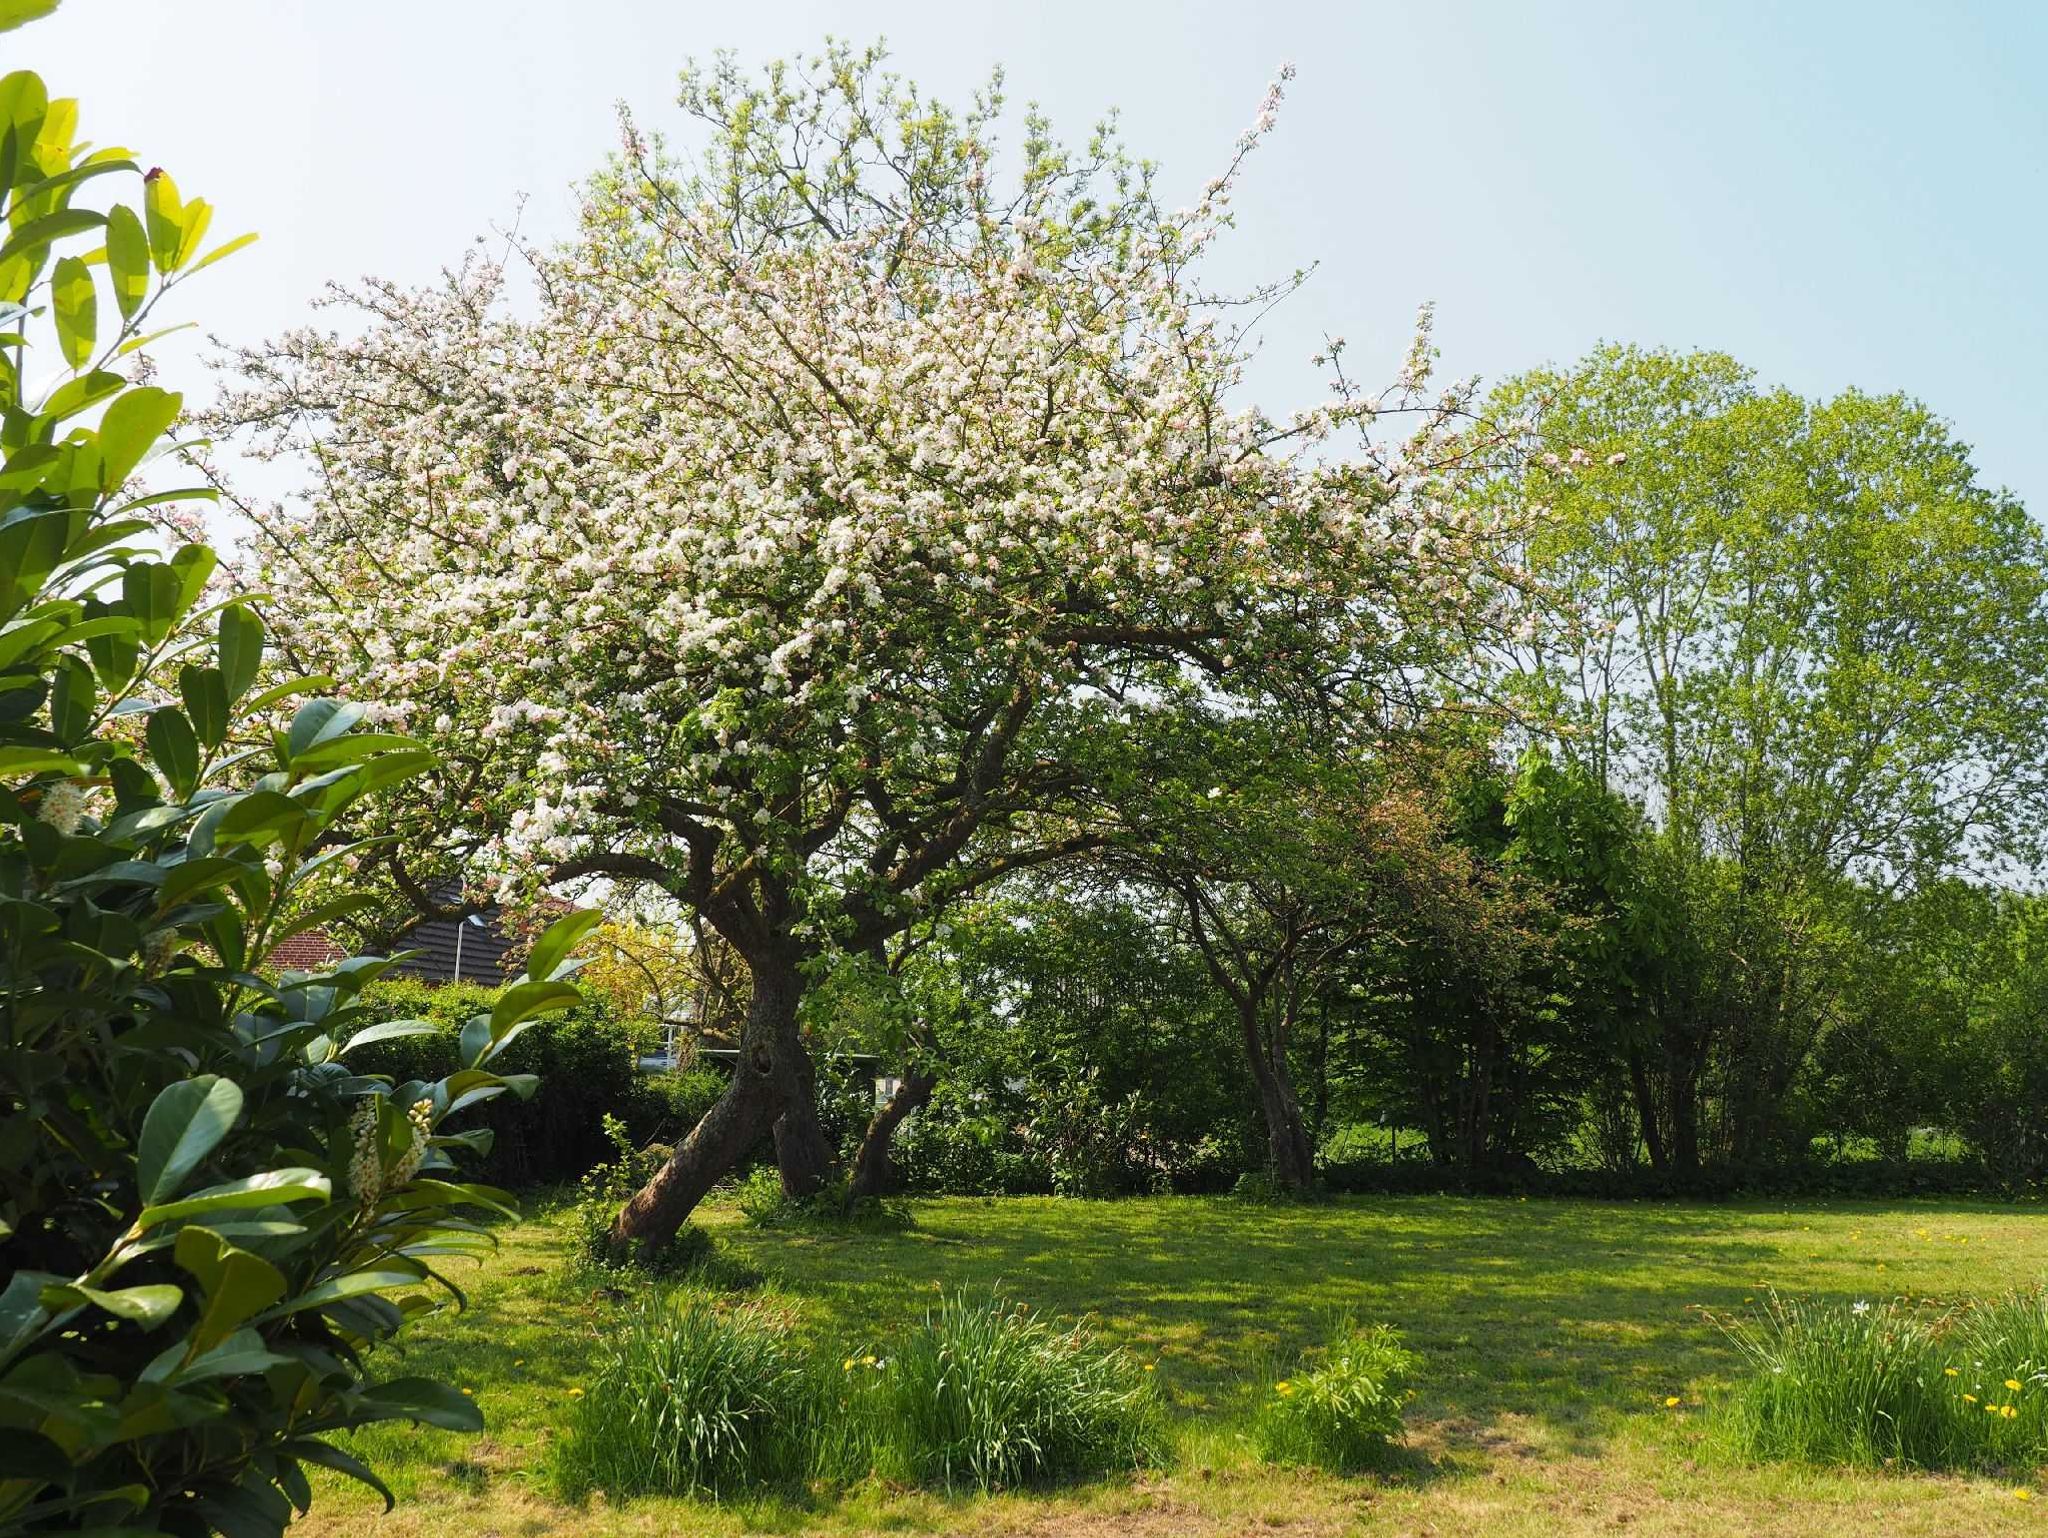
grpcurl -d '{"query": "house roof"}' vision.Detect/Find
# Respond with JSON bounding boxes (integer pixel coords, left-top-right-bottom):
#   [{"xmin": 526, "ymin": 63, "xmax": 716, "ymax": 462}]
[{"xmin": 384, "ymin": 902, "xmax": 528, "ymax": 987}]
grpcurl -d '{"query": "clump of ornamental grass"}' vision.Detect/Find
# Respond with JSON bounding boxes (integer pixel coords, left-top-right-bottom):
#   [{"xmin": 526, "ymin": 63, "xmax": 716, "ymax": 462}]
[
  {"xmin": 551, "ymin": 1295, "xmax": 816, "ymax": 1501},
  {"xmin": 860, "ymin": 1290, "xmax": 1164, "ymax": 1492},
  {"xmin": 1716, "ymin": 1288, "xmax": 2048, "ymax": 1471},
  {"xmin": 1254, "ymin": 1324, "xmax": 1420, "ymax": 1470}
]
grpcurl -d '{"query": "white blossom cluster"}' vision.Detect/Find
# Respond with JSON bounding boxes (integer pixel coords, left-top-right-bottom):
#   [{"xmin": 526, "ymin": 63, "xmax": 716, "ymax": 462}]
[{"xmin": 215, "ymin": 64, "xmax": 1513, "ymax": 930}]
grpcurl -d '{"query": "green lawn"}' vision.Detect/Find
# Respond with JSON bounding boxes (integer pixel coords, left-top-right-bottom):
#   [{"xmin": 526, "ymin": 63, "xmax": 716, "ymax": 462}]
[{"xmin": 300, "ymin": 1194, "xmax": 2048, "ymax": 1536}]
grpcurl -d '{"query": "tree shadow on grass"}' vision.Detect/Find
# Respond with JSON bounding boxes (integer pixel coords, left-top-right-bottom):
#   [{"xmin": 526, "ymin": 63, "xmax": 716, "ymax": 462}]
[{"xmin": 718, "ymin": 1194, "xmax": 1924, "ymax": 1461}]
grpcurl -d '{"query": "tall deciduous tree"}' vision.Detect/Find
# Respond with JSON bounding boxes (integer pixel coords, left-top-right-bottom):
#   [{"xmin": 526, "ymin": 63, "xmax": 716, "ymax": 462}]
[
  {"xmin": 217, "ymin": 47, "xmax": 1509, "ymax": 1247},
  {"xmin": 1474, "ymin": 346, "xmax": 2048, "ymax": 1170}
]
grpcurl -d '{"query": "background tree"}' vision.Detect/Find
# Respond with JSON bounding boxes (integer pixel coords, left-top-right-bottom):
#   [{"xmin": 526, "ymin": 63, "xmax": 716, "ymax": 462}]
[
  {"xmin": 1471, "ymin": 346, "xmax": 2048, "ymax": 1173},
  {"xmin": 216, "ymin": 46, "xmax": 1513, "ymax": 1248}
]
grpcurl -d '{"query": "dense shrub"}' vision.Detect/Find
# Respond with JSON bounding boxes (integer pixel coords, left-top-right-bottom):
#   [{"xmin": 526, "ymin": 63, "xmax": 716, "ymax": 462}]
[
  {"xmin": 345, "ymin": 978, "xmax": 706, "ymax": 1187},
  {"xmin": 551, "ymin": 1297, "xmax": 814, "ymax": 1500},
  {"xmin": 864, "ymin": 1291, "xmax": 1164, "ymax": 1491},
  {"xmin": 1254, "ymin": 1326, "xmax": 1419, "ymax": 1470},
  {"xmin": 1720, "ymin": 1290, "xmax": 2048, "ymax": 1470},
  {"xmin": 0, "ymin": 75, "xmax": 592, "ymax": 1534}
]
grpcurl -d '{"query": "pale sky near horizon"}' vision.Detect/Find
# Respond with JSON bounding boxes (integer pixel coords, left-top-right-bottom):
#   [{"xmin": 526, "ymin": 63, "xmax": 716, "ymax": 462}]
[{"xmin": 22, "ymin": 0, "xmax": 2048, "ymax": 516}]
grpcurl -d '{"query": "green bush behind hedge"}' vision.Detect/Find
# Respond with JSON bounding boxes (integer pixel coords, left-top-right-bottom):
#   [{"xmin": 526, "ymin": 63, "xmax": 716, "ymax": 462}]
[{"xmin": 346, "ymin": 979, "xmax": 727, "ymax": 1187}]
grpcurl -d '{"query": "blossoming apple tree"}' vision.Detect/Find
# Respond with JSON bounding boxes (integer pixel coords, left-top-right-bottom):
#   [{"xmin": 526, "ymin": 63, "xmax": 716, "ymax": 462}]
[{"xmin": 215, "ymin": 45, "xmax": 1513, "ymax": 1248}]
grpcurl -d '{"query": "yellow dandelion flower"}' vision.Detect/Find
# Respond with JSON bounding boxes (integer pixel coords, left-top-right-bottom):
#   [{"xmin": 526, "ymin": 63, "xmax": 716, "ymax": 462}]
[
  {"xmin": 1964, "ymin": 1394, "xmax": 1979, "ymax": 1403},
  {"xmin": 2007, "ymin": 1379, "xmax": 2023, "ymax": 1391},
  {"xmin": 1986, "ymin": 1402, "xmax": 2001, "ymax": 1415},
  {"xmin": 513, "ymin": 1358, "xmax": 525, "ymax": 1367},
  {"xmin": 1143, "ymin": 1363, "xmax": 1156, "ymax": 1372},
  {"xmin": 863, "ymin": 1355, "xmax": 878, "ymax": 1367},
  {"xmin": 843, "ymin": 1358, "xmax": 856, "ymax": 1372},
  {"xmin": 567, "ymin": 1387, "xmax": 585, "ymax": 1398},
  {"xmin": 461, "ymin": 1388, "xmax": 475, "ymax": 1397},
  {"xmin": 2016, "ymin": 1488, "xmax": 2034, "ymax": 1501},
  {"xmin": 1665, "ymin": 1397, "xmax": 1682, "ymax": 1408},
  {"xmin": 1945, "ymin": 1368, "xmax": 1960, "ymax": 1377},
  {"xmin": 1276, "ymin": 1381, "xmax": 1294, "ymax": 1396},
  {"xmin": 2003, "ymin": 1405, "xmax": 2019, "ymax": 1420}
]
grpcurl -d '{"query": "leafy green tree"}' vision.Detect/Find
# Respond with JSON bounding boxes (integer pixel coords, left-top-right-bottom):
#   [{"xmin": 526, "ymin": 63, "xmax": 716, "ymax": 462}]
[
  {"xmin": 1474, "ymin": 346, "xmax": 2048, "ymax": 1171},
  {"xmin": 0, "ymin": 69, "xmax": 592, "ymax": 1535}
]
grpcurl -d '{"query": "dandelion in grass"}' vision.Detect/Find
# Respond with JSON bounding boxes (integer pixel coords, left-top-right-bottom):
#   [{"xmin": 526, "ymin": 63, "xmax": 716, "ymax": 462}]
[
  {"xmin": 2017, "ymin": 1489, "xmax": 2035, "ymax": 1501},
  {"xmin": 1665, "ymin": 1396, "xmax": 1682, "ymax": 1408},
  {"xmin": 1964, "ymin": 1394, "xmax": 1978, "ymax": 1403},
  {"xmin": 2006, "ymin": 1379, "xmax": 2022, "ymax": 1391}
]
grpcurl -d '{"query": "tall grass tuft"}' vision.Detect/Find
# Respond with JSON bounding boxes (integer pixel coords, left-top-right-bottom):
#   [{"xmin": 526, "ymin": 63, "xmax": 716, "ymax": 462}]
[
  {"xmin": 1719, "ymin": 1289, "xmax": 2048, "ymax": 1471},
  {"xmin": 864, "ymin": 1290, "xmax": 1164, "ymax": 1491},
  {"xmin": 1254, "ymin": 1324, "xmax": 1419, "ymax": 1470},
  {"xmin": 551, "ymin": 1295, "xmax": 814, "ymax": 1501}
]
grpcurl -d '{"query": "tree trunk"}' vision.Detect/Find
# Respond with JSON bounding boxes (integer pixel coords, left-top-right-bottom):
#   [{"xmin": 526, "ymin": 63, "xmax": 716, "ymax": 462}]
[
  {"xmin": 847, "ymin": 1064, "xmax": 937, "ymax": 1202},
  {"xmin": 1668, "ymin": 1064, "xmax": 1701, "ymax": 1176},
  {"xmin": 772, "ymin": 1039, "xmax": 835, "ymax": 1199},
  {"xmin": 1241, "ymin": 997, "xmax": 1314, "ymax": 1191},
  {"xmin": 1628, "ymin": 1046, "xmax": 1668, "ymax": 1171},
  {"xmin": 610, "ymin": 946, "xmax": 807, "ymax": 1251}
]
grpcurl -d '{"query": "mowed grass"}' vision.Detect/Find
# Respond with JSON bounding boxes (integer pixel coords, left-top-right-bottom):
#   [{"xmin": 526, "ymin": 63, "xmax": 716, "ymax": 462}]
[{"xmin": 296, "ymin": 1194, "xmax": 2048, "ymax": 1536}]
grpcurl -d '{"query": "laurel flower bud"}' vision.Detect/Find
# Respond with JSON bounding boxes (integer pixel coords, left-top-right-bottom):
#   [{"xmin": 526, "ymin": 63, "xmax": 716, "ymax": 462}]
[{"xmin": 346, "ymin": 1099, "xmax": 382, "ymax": 1209}]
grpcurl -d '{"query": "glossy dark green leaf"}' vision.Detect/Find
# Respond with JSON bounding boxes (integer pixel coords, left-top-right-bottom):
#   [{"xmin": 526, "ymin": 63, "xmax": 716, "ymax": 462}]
[{"xmin": 136, "ymin": 1074, "xmax": 243, "ymax": 1204}]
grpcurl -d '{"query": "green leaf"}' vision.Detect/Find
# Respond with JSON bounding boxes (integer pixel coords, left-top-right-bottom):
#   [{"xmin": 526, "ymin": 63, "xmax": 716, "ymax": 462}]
[
  {"xmin": 35, "ymin": 366, "xmax": 122, "ymax": 425},
  {"xmin": 46, "ymin": 650, "xmax": 92, "ymax": 743},
  {"xmin": 178, "ymin": 663, "xmax": 228, "ymax": 748},
  {"xmin": 262, "ymin": 1268, "xmax": 425, "ymax": 1321},
  {"xmin": 136, "ymin": 1167, "xmax": 330, "ymax": 1230},
  {"xmin": 155, "ymin": 853, "xmax": 248, "ymax": 908},
  {"xmin": 135, "ymin": 1074, "xmax": 243, "ymax": 1205},
  {"xmin": 284, "ymin": 697, "xmax": 365, "ymax": 760},
  {"xmin": 0, "ymin": 745, "xmax": 84, "ymax": 777},
  {"xmin": 186, "ymin": 229, "xmax": 258, "ymax": 276},
  {"xmin": 141, "ymin": 167, "xmax": 183, "ymax": 272},
  {"xmin": 104, "ymin": 203, "xmax": 150, "ymax": 320},
  {"xmin": 521, "ymin": 907, "xmax": 601, "ymax": 983},
  {"xmin": 356, "ymin": 1376, "xmax": 485, "ymax": 1433},
  {"xmin": 0, "ymin": 206, "xmax": 104, "ymax": 266},
  {"xmin": 338, "ymin": 1018, "xmax": 439, "ymax": 1055},
  {"xmin": 39, "ymin": 1282, "xmax": 181, "ymax": 1328},
  {"xmin": 212, "ymin": 788, "xmax": 308, "ymax": 848},
  {"xmin": 0, "ymin": 2, "xmax": 62, "ymax": 36},
  {"xmin": 487, "ymin": 979, "xmax": 582, "ymax": 1040},
  {"xmin": 173, "ymin": 1225, "xmax": 287, "ymax": 1353},
  {"xmin": 217, "ymin": 603, "xmax": 263, "ymax": 701},
  {"xmin": 171, "ymin": 196, "xmax": 213, "ymax": 270},
  {"xmin": 139, "ymin": 1325, "xmax": 289, "ymax": 1384},
  {"xmin": 95, "ymin": 384, "xmax": 182, "ymax": 488},
  {"xmin": 282, "ymin": 1437, "xmax": 394, "ymax": 1511},
  {"xmin": 50, "ymin": 252, "xmax": 94, "ymax": 369},
  {"xmin": 144, "ymin": 705, "xmax": 200, "ymax": 799}
]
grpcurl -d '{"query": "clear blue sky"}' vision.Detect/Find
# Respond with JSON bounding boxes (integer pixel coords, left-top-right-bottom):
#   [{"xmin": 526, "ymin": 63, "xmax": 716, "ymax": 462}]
[{"xmin": 29, "ymin": 0, "xmax": 2048, "ymax": 513}]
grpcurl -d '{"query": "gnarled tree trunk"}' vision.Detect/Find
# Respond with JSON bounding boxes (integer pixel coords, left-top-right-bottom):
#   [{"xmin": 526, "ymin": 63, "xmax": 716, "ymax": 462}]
[
  {"xmin": 847, "ymin": 1064, "xmax": 937, "ymax": 1203},
  {"xmin": 610, "ymin": 945, "xmax": 814, "ymax": 1251}
]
